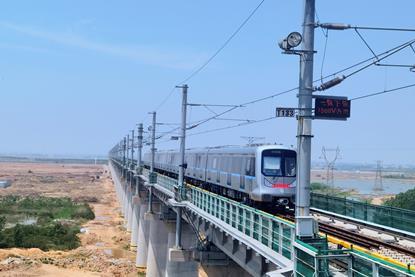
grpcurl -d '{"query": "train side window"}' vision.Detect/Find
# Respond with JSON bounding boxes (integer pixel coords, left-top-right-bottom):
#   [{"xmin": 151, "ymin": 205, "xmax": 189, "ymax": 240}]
[
  {"xmin": 222, "ymin": 156, "xmax": 228, "ymax": 172},
  {"xmin": 239, "ymin": 157, "xmax": 244, "ymax": 174},
  {"xmin": 189, "ymin": 154, "xmax": 195, "ymax": 167},
  {"xmin": 231, "ymin": 156, "xmax": 240, "ymax": 174},
  {"xmin": 212, "ymin": 157, "xmax": 217, "ymax": 169},
  {"xmin": 245, "ymin": 158, "xmax": 250, "ymax": 176},
  {"xmin": 231, "ymin": 157, "xmax": 236, "ymax": 173},
  {"xmin": 224, "ymin": 157, "xmax": 230, "ymax": 172},
  {"xmin": 196, "ymin": 155, "xmax": 201, "ymax": 168},
  {"xmin": 207, "ymin": 155, "xmax": 212, "ymax": 168},
  {"xmin": 250, "ymin": 158, "xmax": 255, "ymax": 176},
  {"xmin": 202, "ymin": 154, "xmax": 207, "ymax": 168},
  {"xmin": 218, "ymin": 156, "xmax": 224, "ymax": 172}
]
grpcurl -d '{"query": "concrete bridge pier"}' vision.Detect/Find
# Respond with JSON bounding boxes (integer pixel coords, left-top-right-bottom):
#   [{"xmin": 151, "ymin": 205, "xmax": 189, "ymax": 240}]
[
  {"xmin": 146, "ymin": 202, "xmax": 169, "ymax": 277},
  {"xmin": 112, "ymin": 167, "xmax": 124, "ymax": 217},
  {"xmin": 126, "ymin": 175, "xmax": 134, "ymax": 232},
  {"xmin": 121, "ymin": 181, "xmax": 127, "ymax": 219},
  {"xmin": 130, "ymin": 182, "xmax": 140, "ymax": 249},
  {"xmin": 123, "ymin": 181, "xmax": 130, "ymax": 228},
  {"xmin": 136, "ymin": 199, "xmax": 150, "ymax": 268},
  {"xmin": 116, "ymin": 179, "xmax": 121, "ymax": 204},
  {"xmin": 113, "ymin": 171, "xmax": 121, "ymax": 204},
  {"xmin": 165, "ymin": 222, "xmax": 199, "ymax": 277}
]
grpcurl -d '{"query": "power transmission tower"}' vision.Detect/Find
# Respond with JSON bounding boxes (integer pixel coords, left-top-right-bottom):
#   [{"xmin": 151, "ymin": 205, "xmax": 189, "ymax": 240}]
[
  {"xmin": 374, "ymin": 160, "xmax": 384, "ymax": 191},
  {"xmin": 241, "ymin": 136, "xmax": 265, "ymax": 146},
  {"xmin": 320, "ymin": 147, "xmax": 341, "ymax": 188}
]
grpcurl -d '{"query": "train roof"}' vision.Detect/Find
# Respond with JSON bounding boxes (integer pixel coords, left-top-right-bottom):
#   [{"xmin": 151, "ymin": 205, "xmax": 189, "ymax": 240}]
[{"xmin": 152, "ymin": 144, "xmax": 295, "ymax": 155}]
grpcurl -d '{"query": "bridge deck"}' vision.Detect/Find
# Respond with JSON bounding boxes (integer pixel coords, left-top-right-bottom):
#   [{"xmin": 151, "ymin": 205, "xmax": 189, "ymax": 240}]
[{"xmin": 111, "ymin": 159, "xmax": 415, "ymax": 276}]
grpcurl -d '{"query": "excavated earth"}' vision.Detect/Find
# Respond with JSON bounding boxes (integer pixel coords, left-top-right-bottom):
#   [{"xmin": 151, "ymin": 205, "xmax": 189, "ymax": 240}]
[{"xmin": 0, "ymin": 162, "xmax": 137, "ymax": 277}]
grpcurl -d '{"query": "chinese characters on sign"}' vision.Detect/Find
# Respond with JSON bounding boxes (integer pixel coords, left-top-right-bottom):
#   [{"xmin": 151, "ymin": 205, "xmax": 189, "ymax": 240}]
[{"xmin": 314, "ymin": 96, "xmax": 351, "ymax": 120}]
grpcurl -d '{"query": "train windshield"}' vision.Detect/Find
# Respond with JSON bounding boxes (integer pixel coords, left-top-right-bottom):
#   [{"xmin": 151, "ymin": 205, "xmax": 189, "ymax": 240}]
[{"xmin": 262, "ymin": 149, "xmax": 296, "ymax": 177}]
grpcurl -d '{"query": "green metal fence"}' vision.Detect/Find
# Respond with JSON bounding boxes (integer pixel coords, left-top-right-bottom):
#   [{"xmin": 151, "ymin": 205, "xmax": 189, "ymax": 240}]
[
  {"xmin": 311, "ymin": 192, "xmax": 415, "ymax": 234},
  {"xmin": 294, "ymin": 239, "xmax": 415, "ymax": 276},
  {"xmin": 188, "ymin": 185, "xmax": 296, "ymax": 260},
  {"xmin": 143, "ymin": 168, "xmax": 177, "ymax": 191}
]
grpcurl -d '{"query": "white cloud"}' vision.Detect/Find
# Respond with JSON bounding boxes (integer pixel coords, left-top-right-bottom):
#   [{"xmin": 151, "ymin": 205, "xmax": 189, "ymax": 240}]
[{"xmin": 0, "ymin": 21, "xmax": 206, "ymax": 70}]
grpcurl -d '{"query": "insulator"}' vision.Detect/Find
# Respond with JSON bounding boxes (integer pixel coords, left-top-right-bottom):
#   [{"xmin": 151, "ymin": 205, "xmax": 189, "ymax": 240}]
[{"xmin": 319, "ymin": 23, "xmax": 351, "ymax": 30}]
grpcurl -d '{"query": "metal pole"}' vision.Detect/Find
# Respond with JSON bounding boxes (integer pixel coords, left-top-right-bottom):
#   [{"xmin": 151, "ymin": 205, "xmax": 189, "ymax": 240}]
[
  {"xmin": 126, "ymin": 134, "xmax": 130, "ymax": 169},
  {"xmin": 177, "ymin": 84, "xmax": 188, "ymax": 201},
  {"xmin": 295, "ymin": 0, "xmax": 316, "ymax": 238},
  {"xmin": 123, "ymin": 137, "xmax": 126, "ymax": 166},
  {"xmin": 137, "ymin": 123, "xmax": 143, "ymax": 169},
  {"xmin": 151, "ymin": 112, "xmax": 156, "ymax": 172},
  {"xmin": 131, "ymin": 129, "xmax": 135, "ymax": 169},
  {"xmin": 136, "ymin": 123, "xmax": 144, "ymax": 194},
  {"xmin": 148, "ymin": 112, "xmax": 156, "ymax": 213},
  {"xmin": 122, "ymin": 137, "xmax": 127, "ymax": 177},
  {"xmin": 175, "ymin": 84, "xmax": 188, "ymax": 249}
]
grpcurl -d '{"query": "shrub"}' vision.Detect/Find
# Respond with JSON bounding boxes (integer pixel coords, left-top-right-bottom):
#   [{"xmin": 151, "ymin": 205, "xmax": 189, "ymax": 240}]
[{"xmin": 384, "ymin": 188, "xmax": 415, "ymax": 211}]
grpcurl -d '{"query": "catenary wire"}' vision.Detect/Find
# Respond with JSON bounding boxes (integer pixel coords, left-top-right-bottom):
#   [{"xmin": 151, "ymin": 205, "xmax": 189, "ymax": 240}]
[
  {"xmin": 141, "ymin": 36, "xmax": 415, "ymax": 143},
  {"xmin": 350, "ymin": 83, "xmax": 415, "ymax": 101},
  {"xmin": 188, "ymin": 116, "xmax": 275, "ymax": 137},
  {"xmin": 183, "ymin": 84, "xmax": 415, "ymax": 138},
  {"xmin": 185, "ymin": 37, "xmax": 415, "ymax": 128},
  {"xmin": 149, "ymin": 0, "xmax": 266, "ymax": 114},
  {"xmin": 178, "ymin": 0, "xmax": 266, "ymax": 85}
]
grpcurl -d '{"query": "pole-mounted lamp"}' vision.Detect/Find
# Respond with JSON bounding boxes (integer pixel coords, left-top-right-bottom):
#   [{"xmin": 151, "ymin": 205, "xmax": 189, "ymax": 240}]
[{"xmin": 278, "ymin": 32, "xmax": 303, "ymax": 51}]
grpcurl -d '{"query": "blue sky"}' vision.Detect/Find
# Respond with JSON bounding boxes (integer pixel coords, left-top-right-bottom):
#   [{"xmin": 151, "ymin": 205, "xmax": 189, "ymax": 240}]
[{"xmin": 0, "ymin": 1, "xmax": 414, "ymax": 164}]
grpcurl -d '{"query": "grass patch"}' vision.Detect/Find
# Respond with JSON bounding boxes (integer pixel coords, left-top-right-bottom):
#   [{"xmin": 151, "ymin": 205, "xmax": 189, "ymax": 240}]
[
  {"xmin": 310, "ymin": 182, "xmax": 354, "ymax": 197},
  {"xmin": 0, "ymin": 196, "xmax": 95, "ymax": 251}
]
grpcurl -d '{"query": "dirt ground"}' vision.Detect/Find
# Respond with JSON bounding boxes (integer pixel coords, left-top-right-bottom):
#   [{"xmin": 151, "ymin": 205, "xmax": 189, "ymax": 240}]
[{"xmin": 0, "ymin": 162, "xmax": 137, "ymax": 276}]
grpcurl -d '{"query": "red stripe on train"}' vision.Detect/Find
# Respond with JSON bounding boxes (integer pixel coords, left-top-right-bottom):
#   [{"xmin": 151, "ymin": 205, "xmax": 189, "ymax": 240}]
[{"xmin": 272, "ymin": 183, "xmax": 290, "ymax": 188}]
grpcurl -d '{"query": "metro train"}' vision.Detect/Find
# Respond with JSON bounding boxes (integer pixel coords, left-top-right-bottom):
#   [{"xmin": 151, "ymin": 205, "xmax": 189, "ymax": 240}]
[{"xmin": 142, "ymin": 144, "xmax": 297, "ymax": 208}]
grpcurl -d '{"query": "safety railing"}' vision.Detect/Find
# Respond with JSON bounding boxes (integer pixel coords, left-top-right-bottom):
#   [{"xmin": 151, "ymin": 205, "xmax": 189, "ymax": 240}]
[
  {"xmin": 142, "ymin": 168, "xmax": 177, "ymax": 192},
  {"xmin": 295, "ymin": 240, "xmax": 415, "ymax": 277},
  {"xmin": 188, "ymin": 185, "xmax": 296, "ymax": 260},
  {"xmin": 311, "ymin": 192, "xmax": 415, "ymax": 234}
]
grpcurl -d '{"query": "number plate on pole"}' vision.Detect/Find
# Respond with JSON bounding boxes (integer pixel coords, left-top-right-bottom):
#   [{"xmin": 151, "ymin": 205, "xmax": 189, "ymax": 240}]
[{"xmin": 276, "ymin": 108, "xmax": 296, "ymax": 117}]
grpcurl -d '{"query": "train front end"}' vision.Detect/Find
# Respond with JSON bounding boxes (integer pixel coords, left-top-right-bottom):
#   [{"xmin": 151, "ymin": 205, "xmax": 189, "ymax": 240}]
[{"xmin": 253, "ymin": 145, "xmax": 296, "ymax": 207}]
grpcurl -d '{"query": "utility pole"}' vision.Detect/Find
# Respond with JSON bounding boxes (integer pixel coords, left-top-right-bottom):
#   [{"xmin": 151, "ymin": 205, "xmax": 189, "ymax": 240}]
[
  {"xmin": 126, "ymin": 133, "xmax": 130, "ymax": 168},
  {"xmin": 295, "ymin": 0, "xmax": 316, "ymax": 238},
  {"xmin": 137, "ymin": 123, "xmax": 143, "ymax": 171},
  {"xmin": 374, "ymin": 160, "xmax": 384, "ymax": 191},
  {"xmin": 136, "ymin": 123, "xmax": 144, "ymax": 194},
  {"xmin": 177, "ymin": 84, "xmax": 188, "ymax": 202},
  {"xmin": 175, "ymin": 84, "xmax": 188, "ymax": 249},
  {"xmin": 150, "ymin": 112, "xmax": 156, "ymax": 172},
  {"xmin": 122, "ymin": 137, "xmax": 127, "ymax": 177},
  {"xmin": 130, "ymin": 129, "xmax": 135, "ymax": 169},
  {"xmin": 148, "ymin": 112, "xmax": 157, "ymax": 213},
  {"xmin": 320, "ymin": 146, "xmax": 341, "ymax": 188}
]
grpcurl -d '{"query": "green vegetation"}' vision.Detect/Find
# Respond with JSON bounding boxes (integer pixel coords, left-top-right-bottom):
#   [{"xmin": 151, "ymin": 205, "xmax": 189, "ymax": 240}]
[
  {"xmin": 0, "ymin": 196, "xmax": 95, "ymax": 251},
  {"xmin": 310, "ymin": 182, "xmax": 331, "ymax": 191},
  {"xmin": 384, "ymin": 187, "xmax": 415, "ymax": 211},
  {"xmin": 310, "ymin": 182, "xmax": 354, "ymax": 197}
]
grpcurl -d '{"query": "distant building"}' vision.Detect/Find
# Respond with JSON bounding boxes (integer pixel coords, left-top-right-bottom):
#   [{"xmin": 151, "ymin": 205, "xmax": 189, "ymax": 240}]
[{"xmin": 0, "ymin": 180, "xmax": 11, "ymax": 188}]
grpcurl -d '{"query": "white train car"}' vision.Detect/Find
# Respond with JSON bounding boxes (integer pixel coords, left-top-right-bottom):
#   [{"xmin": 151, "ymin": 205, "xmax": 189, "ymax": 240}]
[{"xmin": 143, "ymin": 145, "xmax": 296, "ymax": 208}]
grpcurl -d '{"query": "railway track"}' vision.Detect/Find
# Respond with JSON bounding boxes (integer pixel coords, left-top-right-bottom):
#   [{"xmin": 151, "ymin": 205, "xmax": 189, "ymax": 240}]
[{"xmin": 277, "ymin": 212, "xmax": 415, "ymax": 257}]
